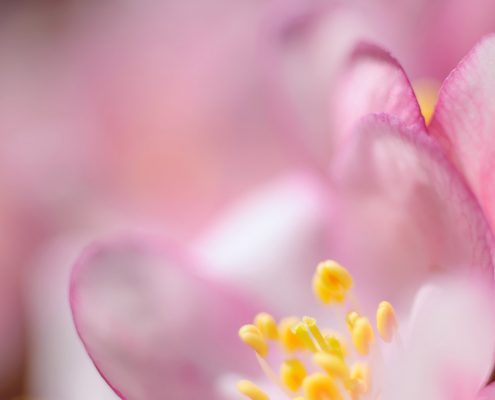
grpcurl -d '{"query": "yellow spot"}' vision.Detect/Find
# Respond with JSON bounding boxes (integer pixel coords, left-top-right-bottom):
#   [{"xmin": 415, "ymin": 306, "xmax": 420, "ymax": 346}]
[
  {"xmin": 239, "ymin": 324, "xmax": 268, "ymax": 358},
  {"xmin": 350, "ymin": 317, "xmax": 374, "ymax": 356},
  {"xmin": 280, "ymin": 359, "xmax": 307, "ymax": 392},
  {"xmin": 376, "ymin": 301, "xmax": 397, "ymax": 343},
  {"xmin": 349, "ymin": 363, "xmax": 371, "ymax": 399},
  {"xmin": 413, "ymin": 79, "xmax": 440, "ymax": 125},
  {"xmin": 279, "ymin": 317, "xmax": 305, "ymax": 352},
  {"xmin": 313, "ymin": 260, "xmax": 353, "ymax": 304},
  {"xmin": 237, "ymin": 380, "xmax": 270, "ymax": 400},
  {"xmin": 325, "ymin": 335, "xmax": 346, "ymax": 359},
  {"xmin": 346, "ymin": 311, "xmax": 359, "ymax": 331},
  {"xmin": 303, "ymin": 317, "xmax": 330, "ymax": 352},
  {"xmin": 255, "ymin": 313, "xmax": 279, "ymax": 340},
  {"xmin": 303, "ymin": 373, "xmax": 343, "ymax": 400},
  {"xmin": 313, "ymin": 353, "xmax": 350, "ymax": 387},
  {"xmin": 293, "ymin": 323, "xmax": 318, "ymax": 353}
]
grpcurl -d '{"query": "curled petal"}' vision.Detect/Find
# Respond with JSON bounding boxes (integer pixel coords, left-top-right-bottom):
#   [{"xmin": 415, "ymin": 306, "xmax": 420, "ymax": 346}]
[
  {"xmin": 430, "ymin": 34, "xmax": 495, "ymax": 231},
  {"xmin": 332, "ymin": 42, "xmax": 425, "ymax": 147},
  {"xmin": 329, "ymin": 114, "xmax": 494, "ymax": 307},
  {"xmin": 70, "ymin": 236, "xmax": 258, "ymax": 400}
]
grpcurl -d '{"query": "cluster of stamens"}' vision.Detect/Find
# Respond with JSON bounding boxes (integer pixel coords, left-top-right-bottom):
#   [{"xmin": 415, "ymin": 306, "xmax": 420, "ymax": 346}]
[{"xmin": 237, "ymin": 260, "xmax": 399, "ymax": 400}]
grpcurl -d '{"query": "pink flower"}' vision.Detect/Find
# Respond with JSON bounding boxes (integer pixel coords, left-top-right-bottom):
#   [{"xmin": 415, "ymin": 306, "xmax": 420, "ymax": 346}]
[{"xmin": 69, "ymin": 34, "xmax": 495, "ymax": 399}]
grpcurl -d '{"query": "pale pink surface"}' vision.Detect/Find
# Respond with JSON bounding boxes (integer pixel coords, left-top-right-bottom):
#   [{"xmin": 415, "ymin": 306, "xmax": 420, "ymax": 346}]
[
  {"xmin": 328, "ymin": 114, "xmax": 494, "ymax": 308},
  {"xmin": 429, "ymin": 35, "xmax": 495, "ymax": 233},
  {"xmin": 383, "ymin": 278, "xmax": 495, "ymax": 400},
  {"xmin": 70, "ymin": 236, "xmax": 259, "ymax": 399}
]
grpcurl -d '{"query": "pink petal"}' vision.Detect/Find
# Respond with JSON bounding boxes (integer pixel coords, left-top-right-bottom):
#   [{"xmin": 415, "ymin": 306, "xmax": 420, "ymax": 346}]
[
  {"xmin": 194, "ymin": 171, "xmax": 332, "ymax": 315},
  {"xmin": 331, "ymin": 42, "xmax": 425, "ymax": 148},
  {"xmin": 429, "ymin": 34, "xmax": 495, "ymax": 232},
  {"xmin": 383, "ymin": 277, "xmax": 495, "ymax": 400},
  {"xmin": 328, "ymin": 114, "xmax": 494, "ymax": 309},
  {"xmin": 478, "ymin": 384, "xmax": 495, "ymax": 400},
  {"xmin": 70, "ymin": 235, "xmax": 258, "ymax": 400}
]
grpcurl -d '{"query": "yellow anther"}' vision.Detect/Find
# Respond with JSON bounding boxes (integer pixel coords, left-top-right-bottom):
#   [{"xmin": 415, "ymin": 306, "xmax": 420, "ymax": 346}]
[
  {"xmin": 255, "ymin": 313, "xmax": 279, "ymax": 340},
  {"xmin": 313, "ymin": 260, "xmax": 353, "ymax": 304},
  {"xmin": 351, "ymin": 317, "xmax": 374, "ymax": 356},
  {"xmin": 303, "ymin": 373, "xmax": 343, "ymax": 400},
  {"xmin": 293, "ymin": 323, "xmax": 318, "ymax": 353},
  {"xmin": 237, "ymin": 380, "xmax": 270, "ymax": 400},
  {"xmin": 303, "ymin": 317, "xmax": 330, "ymax": 352},
  {"xmin": 279, "ymin": 317, "xmax": 305, "ymax": 352},
  {"xmin": 350, "ymin": 363, "xmax": 371, "ymax": 399},
  {"xmin": 376, "ymin": 301, "xmax": 397, "ymax": 343},
  {"xmin": 313, "ymin": 353, "xmax": 350, "ymax": 387},
  {"xmin": 239, "ymin": 324, "xmax": 268, "ymax": 358},
  {"xmin": 280, "ymin": 359, "xmax": 307, "ymax": 392},
  {"xmin": 346, "ymin": 311, "xmax": 359, "ymax": 331},
  {"xmin": 325, "ymin": 335, "xmax": 346, "ymax": 359},
  {"xmin": 413, "ymin": 79, "xmax": 440, "ymax": 125},
  {"xmin": 293, "ymin": 398, "xmax": 305, "ymax": 400}
]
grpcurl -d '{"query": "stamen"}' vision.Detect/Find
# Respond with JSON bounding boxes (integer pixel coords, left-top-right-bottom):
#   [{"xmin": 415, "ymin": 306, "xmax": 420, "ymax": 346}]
[
  {"xmin": 346, "ymin": 311, "xmax": 359, "ymax": 331},
  {"xmin": 303, "ymin": 373, "xmax": 343, "ymax": 400},
  {"xmin": 349, "ymin": 363, "xmax": 371, "ymax": 400},
  {"xmin": 255, "ymin": 313, "xmax": 279, "ymax": 340},
  {"xmin": 280, "ymin": 359, "xmax": 307, "ymax": 392},
  {"xmin": 293, "ymin": 323, "xmax": 318, "ymax": 353},
  {"xmin": 325, "ymin": 335, "xmax": 346, "ymax": 359},
  {"xmin": 376, "ymin": 301, "xmax": 397, "ymax": 343},
  {"xmin": 350, "ymin": 317, "xmax": 374, "ymax": 356},
  {"xmin": 313, "ymin": 353, "xmax": 350, "ymax": 388},
  {"xmin": 303, "ymin": 317, "xmax": 330, "ymax": 352},
  {"xmin": 313, "ymin": 260, "xmax": 353, "ymax": 304},
  {"xmin": 237, "ymin": 380, "xmax": 270, "ymax": 400},
  {"xmin": 239, "ymin": 324, "xmax": 269, "ymax": 358},
  {"xmin": 279, "ymin": 317, "xmax": 305, "ymax": 352}
]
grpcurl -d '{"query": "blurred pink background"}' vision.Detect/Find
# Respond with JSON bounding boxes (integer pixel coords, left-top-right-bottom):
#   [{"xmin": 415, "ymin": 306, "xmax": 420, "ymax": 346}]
[{"xmin": 2, "ymin": 0, "xmax": 495, "ymax": 398}]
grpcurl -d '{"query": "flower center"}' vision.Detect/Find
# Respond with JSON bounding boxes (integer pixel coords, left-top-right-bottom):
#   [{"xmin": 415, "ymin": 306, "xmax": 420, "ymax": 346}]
[
  {"xmin": 237, "ymin": 260, "xmax": 400, "ymax": 400},
  {"xmin": 413, "ymin": 79, "xmax": 440, "ymax": 125}
]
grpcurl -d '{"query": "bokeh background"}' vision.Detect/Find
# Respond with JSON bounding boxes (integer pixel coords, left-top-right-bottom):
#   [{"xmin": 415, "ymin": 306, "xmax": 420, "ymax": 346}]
[{"xmin": 2, "ymin": 0, "xmax": 495, "ymax": 398}]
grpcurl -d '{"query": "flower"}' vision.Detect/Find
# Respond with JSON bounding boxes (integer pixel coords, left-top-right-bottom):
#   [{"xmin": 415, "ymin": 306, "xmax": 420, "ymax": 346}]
[{"xmin": 69, "ymin": 34, "xmax": 495, "ymax": 399}]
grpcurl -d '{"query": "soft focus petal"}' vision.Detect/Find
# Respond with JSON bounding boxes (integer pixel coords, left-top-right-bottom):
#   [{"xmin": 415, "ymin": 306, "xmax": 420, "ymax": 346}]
[
  {"xmin": 383, "ymin": 277, "xmax": 495, "ymax": 400},
  {"xmin": 429, "ymin": 34, "xmax": 495, "ymax": 232},
  {"xmin": 195, "ymin": 171, "xmax": 331, "ymax": 315},
  {"xmin": 332, "ymin": 42, "xmax": 424, "ymax": 146},
  {"xmin": 329, "ymin": 114, "xmax": 494, "ymax": 308},
  {"xmin": 350, "ymin": 0, "xmax": 495, "ymax": 80},
  {"xmin": 26, "ymin": 236, "xmax": 118, "ymax": 399},
  {"xmin": 70, "ymin": 236, "xmax": 258, "ymax": 400}
]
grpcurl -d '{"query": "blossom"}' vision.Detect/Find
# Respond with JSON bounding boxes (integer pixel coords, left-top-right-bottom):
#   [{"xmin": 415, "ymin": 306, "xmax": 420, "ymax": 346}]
[{"xmin": 69, "ymin": 34, "xmax": 495, "ymax": 399}]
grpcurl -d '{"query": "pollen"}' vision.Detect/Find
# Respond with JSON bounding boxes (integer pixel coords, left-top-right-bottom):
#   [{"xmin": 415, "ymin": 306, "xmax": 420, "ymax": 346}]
[
  {"xmin": 303, "ymin": 317, "xmax": 330, "ymax": 353},
  {"xmin": 237, "ymin": 260, "xmax": 399, "ymax": 400},
  {"xmin": 280, "ymin": 359, "xmax": 307, "ymax": 392},
  {"xmin": 237, "ymin": 380, "xmax": 270, "ymax": 400},
  {"xmin": 293, "ymin": 323, "xmax": 318, "ymax": 353},
  {"xmin": 350, "ymin": 316, "xmax": 374, "ymax": 356},
  {"xmin": 255, "ymin": 312, "xmax": 279, "ymax": 340},
  {"xmin": 279, "ymin": 317, "xmax": 305, "ymax": 352},
  {"xmin": 239, "ymin": 324, "xmax": 269, "ymax": 358},
  {"xmin": 349, "ymin": 362, "xmax": 371, "ymax": 399},
  {"xmin": 376, "ymin": 301, "xmax": 397, "ymax": 342},
  {"xmin": 303, "ymin": 373, "xmax": 343, "ymax": 400},
  {"xmin": 313, "ymin": 260, "xmax": 353, "ymax": 304},
  {"xmin": 313, "ymin": 353, "xmax": 350, "ymax": 387}
]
